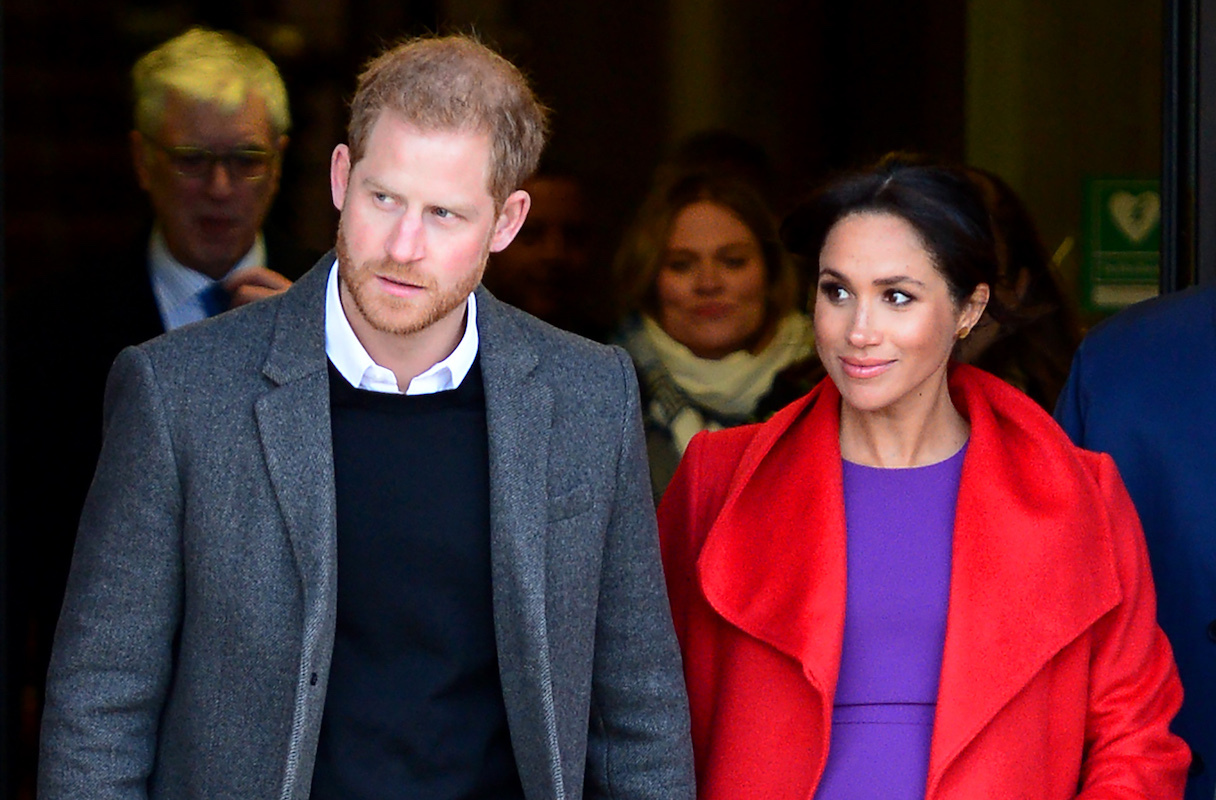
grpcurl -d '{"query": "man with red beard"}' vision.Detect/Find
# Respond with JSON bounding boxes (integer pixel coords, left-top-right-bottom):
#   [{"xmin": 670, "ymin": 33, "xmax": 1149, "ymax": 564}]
[{"xmin": 38, "ymin": 35, "xmax": 693, "ymax": 800}]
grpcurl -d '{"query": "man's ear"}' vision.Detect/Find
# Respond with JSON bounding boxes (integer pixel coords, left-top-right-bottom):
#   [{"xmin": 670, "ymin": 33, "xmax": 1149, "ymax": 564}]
[
  {"xmin": 130, "ymin": 130, "xmax": 152, "ymax": 192},
  {"xmin": 488, "ymin": 189, "xmax": 532, "ymax": 253},
  {"xmin": 330, "ymin": 144, "xmax": 352, "ymax": 212}
]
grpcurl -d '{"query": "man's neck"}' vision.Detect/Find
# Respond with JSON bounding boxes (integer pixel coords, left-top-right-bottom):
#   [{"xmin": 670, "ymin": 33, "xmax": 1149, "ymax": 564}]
[{"xmin": 345, "ymin": 297, "xmax": 469, "ymax": 389}]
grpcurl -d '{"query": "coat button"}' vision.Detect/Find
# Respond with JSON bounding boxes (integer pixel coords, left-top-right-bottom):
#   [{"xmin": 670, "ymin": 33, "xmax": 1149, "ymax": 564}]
[
  {"xmin": 1207, "ymin": 619, "xmax": 1216, "ymax": 643},
  {"xmin": 1189, "ymin": 750, "xmax": 1205, "ymax": 777},
  {"xmin": 310, "ymin": 672, "xmax": 318, "ymax": 686}
]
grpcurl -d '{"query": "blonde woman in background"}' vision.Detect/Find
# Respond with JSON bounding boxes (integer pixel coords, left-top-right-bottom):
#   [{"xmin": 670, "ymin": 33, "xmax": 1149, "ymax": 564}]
[{"xmin": 613, "ymin": 170, "xmax": 812, "ymax": 500}]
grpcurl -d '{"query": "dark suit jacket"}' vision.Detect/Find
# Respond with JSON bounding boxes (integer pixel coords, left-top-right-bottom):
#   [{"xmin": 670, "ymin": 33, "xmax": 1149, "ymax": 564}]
[
  {"xmin": 37, "ymin": 257, "xmax": 695, "ymax": 799},
  {"xmin": 1055, "ymin": 285, "xmax": 1216, "ymax": 800},
  {"xmin": 6, "ymin": 227, "xmax": 319, "ymax": 684}
]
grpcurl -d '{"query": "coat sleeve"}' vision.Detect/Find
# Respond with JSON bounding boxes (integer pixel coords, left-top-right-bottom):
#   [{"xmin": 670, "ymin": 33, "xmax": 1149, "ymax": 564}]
[
  {"xmin": 38, "ymin": 346, "xmax": 184, "ymax": 799},
  {"xmin": 582, "ymin": 348, "xmax": 695, "ymax": 800},
  {"xmin": 1076, "ymin": 454, "xmax": 1190, "ymax": 798}
]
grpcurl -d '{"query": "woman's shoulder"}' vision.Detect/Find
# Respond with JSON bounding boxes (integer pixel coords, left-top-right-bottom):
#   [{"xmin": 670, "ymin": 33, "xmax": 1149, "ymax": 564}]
[
  {"xmin": 662, "ymin": 414, "xmax": 755, "ymax": 486},
  {"xmin": 664, "ymin": 390, "xmax": 821, "ymax": 515},
  {"xmin": 956, "ymin": 363, "xmax": 1137, "ymax": 536}
]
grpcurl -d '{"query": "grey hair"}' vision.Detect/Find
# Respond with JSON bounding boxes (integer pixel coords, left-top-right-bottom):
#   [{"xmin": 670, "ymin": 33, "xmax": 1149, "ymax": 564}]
[{"xmin": 132, "ymin": 27, "xmax": 291, "ymax": 137}]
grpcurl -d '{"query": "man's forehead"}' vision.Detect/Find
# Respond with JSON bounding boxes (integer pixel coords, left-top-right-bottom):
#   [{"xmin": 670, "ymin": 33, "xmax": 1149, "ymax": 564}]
[
  {"xmin": 358, "ymin": 110, "xmax": 496, "ymax": 199},
  {"xmin": 158, "ymin": 88, "xmax": 277, "ymax": 144},
  {"xmin": 366, "ymin": 109, "xmax": 490, "ymax": 150}
]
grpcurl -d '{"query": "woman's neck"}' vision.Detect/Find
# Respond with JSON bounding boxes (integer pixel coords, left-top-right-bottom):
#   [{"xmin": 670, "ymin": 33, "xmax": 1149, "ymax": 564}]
[{"xmin": 838, "ymin": 384, "xmax": 970, "ymax": 468}]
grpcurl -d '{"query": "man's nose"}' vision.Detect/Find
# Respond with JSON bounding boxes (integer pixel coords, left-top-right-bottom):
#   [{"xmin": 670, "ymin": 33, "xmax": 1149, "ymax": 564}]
[
  {"xmin": 386, "ymin": 215, "xmax": 426, "ymax": 263},
  {"xmin": 204, "ymin": 161, "xmax": 235, "ymax": 197}
]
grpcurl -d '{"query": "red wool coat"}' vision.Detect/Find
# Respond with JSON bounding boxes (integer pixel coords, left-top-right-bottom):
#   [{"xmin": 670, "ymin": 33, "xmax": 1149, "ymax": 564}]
[{"xmin": 658, "ymin": 365, "xmax": 1189, "ymax": 800}]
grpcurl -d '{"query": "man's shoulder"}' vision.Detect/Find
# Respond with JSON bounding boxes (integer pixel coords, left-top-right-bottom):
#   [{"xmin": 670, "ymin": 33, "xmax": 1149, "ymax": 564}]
[
  {"xmin": 1069, "ymin": 284, "xmax": 1215, "ymax": 386},
  {"xmin": 134, "ymin": 293, "xmax": 278, "ymax": 375},
  {"xmin": 136, "ymin": 265, "xmax": 326, "ymax": 387},
  {"xmin": 1085, "ymin": 284, "xmax": 1216, "ymax": 352},
  {"xmin": 479, "ymin": 288, "xmax": 630, "ymax": 378}
]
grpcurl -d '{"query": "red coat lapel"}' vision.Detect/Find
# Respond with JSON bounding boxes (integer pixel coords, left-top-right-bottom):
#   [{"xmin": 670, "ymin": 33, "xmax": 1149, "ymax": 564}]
[
  {"xmin": 928, "ymin": 367, "xmax": 1122, "ymax": 788},
  {"xmin": 695, "ymin": 380, "xmax": 848, "ymax": 706}
]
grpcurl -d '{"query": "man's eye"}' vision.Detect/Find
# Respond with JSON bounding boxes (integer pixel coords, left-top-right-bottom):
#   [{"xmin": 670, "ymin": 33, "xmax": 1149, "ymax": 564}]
[
  {"xmin": 173, "ymin": 153, "xmax": 209, "ymax": 171},
  {"xmin": 433, "ymin": 207, "xmax": 452, "ymax": 219},
  {"xmin": 232, "ymin": 151, "xmax": 271, "ymax": 168}
]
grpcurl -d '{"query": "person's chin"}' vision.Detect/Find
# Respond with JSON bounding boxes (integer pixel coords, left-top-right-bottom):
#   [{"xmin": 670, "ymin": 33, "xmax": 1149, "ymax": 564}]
[
  {"xmin": 192, "ymin": 220, "xmax": 252, "ymax": 250},
  {"xmin": 185, "ymin": 246, "xmax": 246, "ymax": 278}
]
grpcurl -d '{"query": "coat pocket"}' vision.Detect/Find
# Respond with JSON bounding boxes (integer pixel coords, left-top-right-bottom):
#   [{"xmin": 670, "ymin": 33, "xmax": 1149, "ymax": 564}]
[{"xmin": 547, "ymin": 483, "xmax": 593, "ymax": 522}]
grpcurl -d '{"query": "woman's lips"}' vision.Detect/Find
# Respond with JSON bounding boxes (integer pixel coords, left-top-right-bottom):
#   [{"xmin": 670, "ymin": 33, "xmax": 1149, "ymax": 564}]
[
  {"xmin": 840, "ymin": 357, "xmax": 894, "ymax": 379},
  {"xmin": 692, "ymin": 303, "xmax": 732, "ymax": 319}
]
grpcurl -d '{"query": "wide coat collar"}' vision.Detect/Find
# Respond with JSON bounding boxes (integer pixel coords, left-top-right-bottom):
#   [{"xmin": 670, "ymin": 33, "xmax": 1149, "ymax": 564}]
[
  {"xmin": 252, "ymin": 256, "xmax": 562, "ymax": 799},
  {"xmin": 694, "ymin": 364, "xmax": 1123, "ymax": 792}
]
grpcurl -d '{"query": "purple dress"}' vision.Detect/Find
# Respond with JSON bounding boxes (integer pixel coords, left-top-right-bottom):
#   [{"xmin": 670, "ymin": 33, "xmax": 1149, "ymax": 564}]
[{"xmin": 814, "ymin": 446, "xmax": 966, "ymax": 800}]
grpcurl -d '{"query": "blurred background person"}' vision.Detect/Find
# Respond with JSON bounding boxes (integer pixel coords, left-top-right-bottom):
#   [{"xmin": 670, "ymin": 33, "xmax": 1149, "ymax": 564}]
[
  {"xmin": 1056, "ymin": 284, "xmax": 1216, "ymax": 800},
  {"xmin": 659, "ymin": 157, "xmax": 1188, "ymax": 799},
  {"xmin": 127, "ymin": 25, "xmax": 317, "ymax": 325},
  {"xmin": 482, "ymin": 165, "xmax": 612, "ymax": 340},
  {"xmin": 613, "ymin": 169, "xmax": 812, "ymax": 500},
  {"xmin": 6, "ymin": 26, "xmax": 319, "ymax": 790}
]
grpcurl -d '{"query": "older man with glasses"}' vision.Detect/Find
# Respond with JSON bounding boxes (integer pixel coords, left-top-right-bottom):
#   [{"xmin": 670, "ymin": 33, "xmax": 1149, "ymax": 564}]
[
  {"xmin": 129, "ymin": 26, "xmax": 316, "ymax": 323},
  {"xmin": 6, "ymin": 27, "xmax": 320, "ymax": 789}
]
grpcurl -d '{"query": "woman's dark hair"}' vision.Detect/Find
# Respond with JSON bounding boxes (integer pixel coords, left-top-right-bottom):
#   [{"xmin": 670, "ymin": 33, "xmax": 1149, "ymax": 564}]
[
  {"xmin": 781, "ymin": 153, "xmax": 1006, "ymax": 319},
  {"xmin": 961, "ymin": 166, "xmax": 1083, "ymax": 409},
  {"xmin": 964, "ymin": 166, "xmax": 1068, "ymax": 308}
]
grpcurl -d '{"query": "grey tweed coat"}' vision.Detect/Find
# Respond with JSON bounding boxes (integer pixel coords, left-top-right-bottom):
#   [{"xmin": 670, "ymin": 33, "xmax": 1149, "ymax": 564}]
[{"xmin": 38, "ymin": 256, "xmax": 694, "ymax": 800}]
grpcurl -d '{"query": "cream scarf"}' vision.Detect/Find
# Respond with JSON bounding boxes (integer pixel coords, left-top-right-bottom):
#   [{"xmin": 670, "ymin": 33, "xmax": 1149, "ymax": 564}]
[{"xmin": 624, "ymin": 313, "xmax": 814, "ymax": 454}]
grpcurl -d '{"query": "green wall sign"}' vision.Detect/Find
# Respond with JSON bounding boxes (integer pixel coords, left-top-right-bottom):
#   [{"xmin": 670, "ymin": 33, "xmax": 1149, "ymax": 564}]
[{"xmin": 1082, "ymin": 178, "xmax": 1160, "ymax": 310}]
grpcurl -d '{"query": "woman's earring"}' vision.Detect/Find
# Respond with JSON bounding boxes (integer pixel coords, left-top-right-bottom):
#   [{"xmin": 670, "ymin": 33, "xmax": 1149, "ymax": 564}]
[{"xmin": 958, "ymin": 326, "xmax": 971, "ymax": 340}]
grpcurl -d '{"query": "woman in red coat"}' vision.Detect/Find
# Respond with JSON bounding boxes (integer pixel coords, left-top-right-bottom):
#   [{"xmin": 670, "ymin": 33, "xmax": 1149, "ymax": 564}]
[{"xmin": 658, "ymin": 157, "xmax": 1189, "ymax": 799}]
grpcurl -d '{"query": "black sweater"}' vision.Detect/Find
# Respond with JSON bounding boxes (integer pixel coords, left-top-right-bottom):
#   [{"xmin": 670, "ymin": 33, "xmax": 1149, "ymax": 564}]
[{"xmin": 311, "ymin": 359, "xmax": 524, "ymax": 800}]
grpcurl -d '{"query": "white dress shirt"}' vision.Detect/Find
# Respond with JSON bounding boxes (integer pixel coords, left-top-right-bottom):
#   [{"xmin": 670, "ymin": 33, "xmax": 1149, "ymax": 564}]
[
  {"xmin": 323, "ymin": 260, "xmax": 479, "ymax": 395},
  {"xmin": 148, "ymin": 229, "xmax": 267, "ymax": 331}
]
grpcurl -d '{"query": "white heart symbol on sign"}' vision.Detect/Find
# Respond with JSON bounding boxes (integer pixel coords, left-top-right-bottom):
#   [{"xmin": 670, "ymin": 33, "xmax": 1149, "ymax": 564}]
[{"xmin": 1108, "ymin": 191, "xmax": 1161, "ymax": 244}]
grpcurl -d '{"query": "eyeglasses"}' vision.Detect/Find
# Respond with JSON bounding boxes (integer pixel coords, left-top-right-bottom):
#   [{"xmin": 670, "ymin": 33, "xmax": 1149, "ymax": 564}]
[{"xmin": 143, "ymin": 136, "xmax": 278, "ymax": 181}]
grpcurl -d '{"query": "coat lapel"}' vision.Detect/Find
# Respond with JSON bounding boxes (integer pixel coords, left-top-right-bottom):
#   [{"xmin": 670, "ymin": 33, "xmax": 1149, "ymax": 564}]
[
  {"xmin": 475, "ymin": 289, "xmax": 563, "ymax": 799},
  {"xmin": 254, "ymin": 259, "xmax": 338, "ymax": 626},
  {"xmin": 696, "ymin": 383, "xmax": 848, "ymax": 728},
  {"xmin": 926, "ymin": 367, "xmax": 1122, "ymax": 792}
]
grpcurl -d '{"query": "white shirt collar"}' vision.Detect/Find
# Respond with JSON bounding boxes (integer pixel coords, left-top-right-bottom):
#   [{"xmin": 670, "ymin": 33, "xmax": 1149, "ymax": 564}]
[
  {"xmin": 323, "ymin": 260, "xmax": 479, "ymax": 395},
  {"xmin": 148, "ymin": 228, "xmax": 266, "ymax": 330}
]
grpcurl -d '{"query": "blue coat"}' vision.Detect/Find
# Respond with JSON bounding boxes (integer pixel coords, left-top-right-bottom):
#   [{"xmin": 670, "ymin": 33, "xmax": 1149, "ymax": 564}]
[{"xmin": 1055, "ymin": 285, "xmax": 1216, "ymax": 800}]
